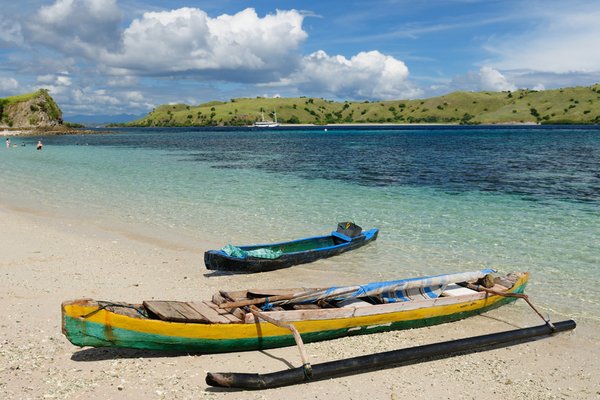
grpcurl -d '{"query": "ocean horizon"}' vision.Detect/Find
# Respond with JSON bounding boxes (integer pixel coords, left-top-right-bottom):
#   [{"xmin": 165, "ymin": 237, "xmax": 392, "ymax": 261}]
[{"xmin": 1, "ymin": 125, "xmax": 598, "ymax": 324}]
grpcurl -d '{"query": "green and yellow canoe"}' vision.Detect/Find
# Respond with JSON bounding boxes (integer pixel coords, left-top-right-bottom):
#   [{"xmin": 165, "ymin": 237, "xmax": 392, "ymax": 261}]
[{"xmin": 61, "ymin": 269, "xmax": 528, "ymax": 353}]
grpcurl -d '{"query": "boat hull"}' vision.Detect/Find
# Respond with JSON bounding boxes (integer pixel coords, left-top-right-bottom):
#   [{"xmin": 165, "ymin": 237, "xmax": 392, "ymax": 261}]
[
  {"xmin": 204, "ymin": 228, "xmax": 379, "ymax": 273},
  {"xmin": 62, "ymin": 274, "xmax": 527, "ymax": 353}
]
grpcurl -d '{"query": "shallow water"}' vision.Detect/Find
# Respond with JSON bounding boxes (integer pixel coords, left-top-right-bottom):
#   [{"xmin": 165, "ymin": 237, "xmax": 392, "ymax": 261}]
[{"xmin": 1, "ymin": 126, "xmax": 598, "ymax": 322}]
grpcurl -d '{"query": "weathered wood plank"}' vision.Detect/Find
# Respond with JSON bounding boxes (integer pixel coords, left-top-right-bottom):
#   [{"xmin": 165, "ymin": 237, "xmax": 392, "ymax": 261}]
[
  {"xmin": 187, "ymin": 302, "xmax": 232, "ymax": 324},
  {"xmin": 205, "ymin": 300, "xmax": 228, "ymax": 313},
  {"xmin": 292, "ymin": 304, "xmax": 321, "ymax": 310},
  {"xmin": 231, "ymin": 307, "xmax": 246, "ymax": 321},
  {"xmin": 212, "ymin": 292, "xmax": 227, "ymax": 305},
  {"xmin": 244, "ymin": 307, "xmax": 355, "ymax": 324},
  {"xmin": 247, "ymin": 288, "xmax": 315, "ymax": 298},
  {"xmin": 206, "ymin": 297, "xmax": 246, "ymax": 321},
  {"xmin": 351, "ymin": 293, "xmax": 485, "ymax": 317},
  {"xmin": 220, "ymin": 290, "xmax": 248, "ymax": 302},
  {"xmin": 204, "ymin": 301, "xmax": 242, "ymax": 323},
  {"xmin": 143, "ymin": 301, "xmax": 208, "ymax": 323}
]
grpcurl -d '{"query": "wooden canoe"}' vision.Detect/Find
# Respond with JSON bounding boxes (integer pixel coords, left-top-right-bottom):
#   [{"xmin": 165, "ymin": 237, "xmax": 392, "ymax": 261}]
[
  {"xmin": 204, "ymin": 228, "xmax": 379, "ymax": 273},
  {"xmin": 61, "ymin": 269, "xmax": 528, "ymax": 353}
]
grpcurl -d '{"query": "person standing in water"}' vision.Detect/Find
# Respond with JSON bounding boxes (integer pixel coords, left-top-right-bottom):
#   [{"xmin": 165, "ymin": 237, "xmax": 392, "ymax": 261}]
[
  {"xmin": 37, "ymin": 140, "xmax": 43, "ymax": 150},
  {"xmin": 5, "ymin": 138, "xmax": 10, "ymax": 148}
]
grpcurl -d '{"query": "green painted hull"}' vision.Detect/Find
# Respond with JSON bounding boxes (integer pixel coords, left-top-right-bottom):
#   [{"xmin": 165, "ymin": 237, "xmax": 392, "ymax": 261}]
[{"xmin": 63, "ymin": 295, "xmax": 521, "ymax": 353}]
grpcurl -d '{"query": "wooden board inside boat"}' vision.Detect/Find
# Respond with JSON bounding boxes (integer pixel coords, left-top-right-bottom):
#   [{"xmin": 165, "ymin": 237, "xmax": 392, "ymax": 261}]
[
  {"xmin": 247, "ymin": 288, "xmax": 313, "ymax": 298},
  {"xmin": 143, "ymin": 300, "xmax": 242, "ymax": 324}
]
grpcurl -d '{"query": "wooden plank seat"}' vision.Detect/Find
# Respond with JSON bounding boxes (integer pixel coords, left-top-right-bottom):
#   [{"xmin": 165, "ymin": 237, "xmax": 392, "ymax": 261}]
[
  {"xmin": 441, "ymin": 283, "xmax": 479, "ymax": 297},
  {"xmin": 442, "ymin": 283, "xmax": 509, "ymax": 297},
  {"xmin": 143, "ymin": 300, "xmax": 241, "ymax": 324}
]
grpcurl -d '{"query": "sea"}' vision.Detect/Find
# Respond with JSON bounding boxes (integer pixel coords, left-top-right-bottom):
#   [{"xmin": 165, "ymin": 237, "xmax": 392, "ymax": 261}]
[{"xmin": 1, "ymin": 125, "xmax": 598, "ymax": 324}]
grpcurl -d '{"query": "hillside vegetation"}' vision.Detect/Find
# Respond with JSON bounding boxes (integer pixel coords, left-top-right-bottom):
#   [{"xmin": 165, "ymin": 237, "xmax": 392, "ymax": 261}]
[
  {"xmin": 127, "ymin": 84, "xmax": 600, "ymax": 126},
  {"xmin": 0, "ymin": 89, "xmax": 63, "ymax": 128}
]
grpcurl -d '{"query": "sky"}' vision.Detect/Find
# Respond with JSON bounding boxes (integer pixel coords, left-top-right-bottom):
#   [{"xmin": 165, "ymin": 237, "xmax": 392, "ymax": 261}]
[{"xmin": 1, "ymin": 0, "xmax": 600, "ymax": 118}]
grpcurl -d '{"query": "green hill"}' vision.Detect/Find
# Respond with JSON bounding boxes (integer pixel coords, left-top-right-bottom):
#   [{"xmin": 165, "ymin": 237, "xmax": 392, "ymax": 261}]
[
  {"xmin": 127, "ymin": 84, "xmax": 600, "ymax": 126},
  {"xmin": 0, "ymin": 89, "xmax": 63, "ymax": 128}
]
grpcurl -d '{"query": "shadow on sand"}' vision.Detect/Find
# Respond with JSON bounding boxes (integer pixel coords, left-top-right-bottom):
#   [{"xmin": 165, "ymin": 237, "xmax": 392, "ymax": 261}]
[
  {"xmin": 70, "ymin": 347, "xmax": 198, "ymax": 361},
  {"xmin": 70, "ymin": 347, "xmax": 295, "ymax": 369}
]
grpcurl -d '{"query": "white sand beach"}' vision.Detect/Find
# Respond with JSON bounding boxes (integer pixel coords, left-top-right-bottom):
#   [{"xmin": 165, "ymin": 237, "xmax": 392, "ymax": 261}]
[{"xmin": 0, "ymin": 203, "xmax": 598, "ymax": 399}]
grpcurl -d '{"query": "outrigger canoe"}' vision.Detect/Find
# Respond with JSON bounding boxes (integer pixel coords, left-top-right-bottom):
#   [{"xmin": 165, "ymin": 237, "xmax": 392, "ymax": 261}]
[
  {"xmin": 204, "ymin": 225, "xmax": 379, "ymax": 273},
  {"xmin": 62, "ymin": 269, "xmax": 528, "ymax": 353}
]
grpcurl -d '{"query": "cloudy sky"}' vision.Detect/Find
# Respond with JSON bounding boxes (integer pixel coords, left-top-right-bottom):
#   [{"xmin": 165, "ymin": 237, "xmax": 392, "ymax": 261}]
[{"xmin": 1, "ymin": 0, "xmax": 599, "ymax": 118}]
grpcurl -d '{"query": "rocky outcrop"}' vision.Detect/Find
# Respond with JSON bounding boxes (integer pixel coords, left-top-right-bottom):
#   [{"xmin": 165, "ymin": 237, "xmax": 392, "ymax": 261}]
[{"xmin": 0, "ymin": 89, "xmax": 63, "ymax": 128}]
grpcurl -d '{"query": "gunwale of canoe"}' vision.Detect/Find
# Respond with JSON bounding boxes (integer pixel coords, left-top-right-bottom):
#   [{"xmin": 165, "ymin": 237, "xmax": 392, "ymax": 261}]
[
  {"xmin": 61, "ymin": 272, "xmax": 528, "ymax": 352},
  {"xmin": 204, "ymin": 228, "xmax": 379, "ymax": 273}
]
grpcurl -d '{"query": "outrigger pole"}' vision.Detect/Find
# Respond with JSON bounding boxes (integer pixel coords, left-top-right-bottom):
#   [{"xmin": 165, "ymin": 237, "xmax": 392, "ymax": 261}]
[{"xmin": 206, "ymin": 319, "xmax": 576, "ymax": 390}]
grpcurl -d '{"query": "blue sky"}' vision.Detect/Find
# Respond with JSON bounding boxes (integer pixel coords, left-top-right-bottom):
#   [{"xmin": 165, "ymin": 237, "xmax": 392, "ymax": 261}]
[{"xmin": 1, "ymin": 0, "xmax": 599, "ymax": 117}]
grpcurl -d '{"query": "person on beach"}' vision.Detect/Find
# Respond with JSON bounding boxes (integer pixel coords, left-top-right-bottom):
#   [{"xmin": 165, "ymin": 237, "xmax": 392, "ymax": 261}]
[{"xmin": 37, "ymin": 140, "xmax": 43, "ymax": 151}]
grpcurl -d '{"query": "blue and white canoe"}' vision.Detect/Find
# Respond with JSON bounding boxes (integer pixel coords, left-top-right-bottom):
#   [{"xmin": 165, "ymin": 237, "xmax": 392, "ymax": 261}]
[{"xmin": 204, "ymin": 226, "xmax": 379, "ymax": 273}]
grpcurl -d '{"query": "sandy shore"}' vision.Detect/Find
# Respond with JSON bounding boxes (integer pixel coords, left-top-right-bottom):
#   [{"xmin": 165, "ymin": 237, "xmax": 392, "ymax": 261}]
[
  {"xmin": 1, "ymin": 204, "xmax": 598, "ymax": 399},
  {"xmin": 1, "ymin": 127, "xmax": 97, "ymax": 137},
  {"xmin": 1, "ymin": 129, "xmax": 30, "ymax": 136}
]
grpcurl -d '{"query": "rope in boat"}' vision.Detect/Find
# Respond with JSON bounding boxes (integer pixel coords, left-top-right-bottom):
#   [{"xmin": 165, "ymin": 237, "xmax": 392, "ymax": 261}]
[{"xmin": 261, "ymin": 297, "xmax": 273, "ymax": 311}]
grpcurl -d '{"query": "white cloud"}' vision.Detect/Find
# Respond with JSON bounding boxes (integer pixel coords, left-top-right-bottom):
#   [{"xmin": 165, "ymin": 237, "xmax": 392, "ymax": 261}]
[
  {"xmin": 28, "ymin": 0, "xmax": 123, "ymax": 57},
  {"xmin": 18, "ymin": 2, "xmax": 421, "ymax": 103},
  {"xmin": 442, "ymin": 66, "xmax": 516, "ymax": 93},
  {"xmin": 28, "ymin": 3, "xmax": 308, "ymax": 82},
  {"xmin": 484, "ymin": 7, "xmax": 600, "ymax": 74},
  {"xmin": 104, "ymin": 7, "xmax": 306, "ymax": 80},
  {"xmin": 68, "ymin": 87, "xmax": 131, "ymax": 111},
  {"xmin": 478, "ymin": 66, "xmax": 516, "ymax": 91},
  {"xmin": 105, "ymin": 75, "xmax": 139, "ymax": 87},
  {"xmin": 37, "ymin": 73, "xmax": 72, "ymax": 87},
  {"xmin": 32, "ymin": 84, "xmax": 70, "ymax": 99},
  {"xmin": 0, "ymin": 77, "xmax": 19, "ymax": 91},
  {"xmin": 42, "ymin": 85, "xmax": 156, "ymax": 115},
  {"xmin": 283, "ymin": 50, "xmax": 421, "ymax": 100},
  {"xmin": 0, "ymin": 16, "xmax": 23, "ymax": 46},
  {"xmin": 532, "ymin": 83, "xmax": 545, "ymax": 91},
  {"xmin": 124, "ymin": 91, "xmax": 144, "ymax": 102},
  {"xmin": 508, "ymin": 70, "xmax": 600, "ymax": 91}
]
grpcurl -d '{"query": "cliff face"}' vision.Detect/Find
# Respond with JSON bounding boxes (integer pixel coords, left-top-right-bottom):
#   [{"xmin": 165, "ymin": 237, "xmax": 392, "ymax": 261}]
[{"xmin": 0, "ymin": 89, "xmax": 63, "ymax": 128}]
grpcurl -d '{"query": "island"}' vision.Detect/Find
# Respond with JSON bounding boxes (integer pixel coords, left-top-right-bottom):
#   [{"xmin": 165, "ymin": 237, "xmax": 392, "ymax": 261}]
[{"xmin": 125, "ymin": 84, "xmax": 600, "ymax": 127}]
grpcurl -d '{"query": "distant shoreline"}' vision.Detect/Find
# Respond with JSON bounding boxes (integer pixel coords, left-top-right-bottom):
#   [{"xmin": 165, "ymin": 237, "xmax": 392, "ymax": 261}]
[
  {"xmin": 277, "ymin": 121, "xmax": 540, "ymax": 127},
  {"xmin": 120, "ymin": 121, "xmax": 546, "ymax": 128},
  {"xmin": 0, "ymin": 127, "xmax": 104, "ymax": 136},
  {"xmin": 6, "ymin": 121, "xmax": 600, "ymax": 135}
]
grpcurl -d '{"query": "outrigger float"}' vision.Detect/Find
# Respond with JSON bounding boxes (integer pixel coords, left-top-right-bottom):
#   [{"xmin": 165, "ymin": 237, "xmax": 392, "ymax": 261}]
[
  {"xmin": 207, "ymin": 320, "xmax": 576, "ymax": 389},
  {"xmin": 61, "ymin": 269, "xmax": 575, "ymax": 389}
]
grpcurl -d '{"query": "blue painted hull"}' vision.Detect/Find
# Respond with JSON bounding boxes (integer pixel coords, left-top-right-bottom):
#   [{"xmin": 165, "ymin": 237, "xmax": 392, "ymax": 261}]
[{"xmin": 204, "ymin": 228, "xmax": 379, "ymax": 273}]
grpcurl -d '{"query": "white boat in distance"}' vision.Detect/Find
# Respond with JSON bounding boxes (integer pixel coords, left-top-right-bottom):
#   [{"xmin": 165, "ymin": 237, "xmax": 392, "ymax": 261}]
[{"xmin": 254, "ymin": 111, "xmax": 280, "ymax": 128}]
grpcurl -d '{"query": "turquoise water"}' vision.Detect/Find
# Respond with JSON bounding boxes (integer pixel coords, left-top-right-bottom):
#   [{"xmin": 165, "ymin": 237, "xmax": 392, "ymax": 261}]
[{"xmin": 1, "ymin": 127, "xmax": 598, "ymax": 323}]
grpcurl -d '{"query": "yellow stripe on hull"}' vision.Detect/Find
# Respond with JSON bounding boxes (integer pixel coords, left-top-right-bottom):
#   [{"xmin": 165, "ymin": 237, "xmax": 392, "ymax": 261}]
[{"xmin": 63, "ymin": 274, "xmax": 527, "ymax": 343}]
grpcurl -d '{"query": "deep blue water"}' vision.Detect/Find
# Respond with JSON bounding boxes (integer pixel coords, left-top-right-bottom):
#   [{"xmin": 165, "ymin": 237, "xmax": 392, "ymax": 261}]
[{"xmin": 28, "ymin": 125, "xmax": 600, "ymax": 205}]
